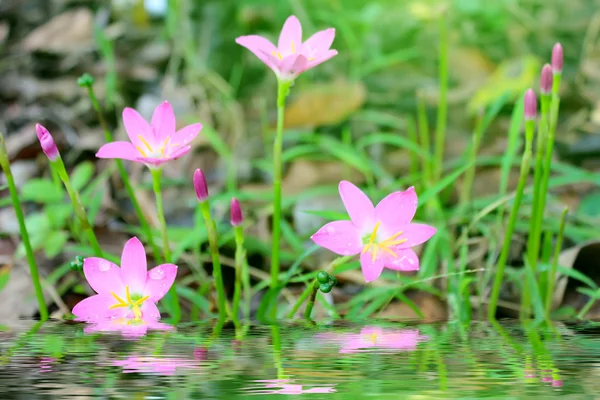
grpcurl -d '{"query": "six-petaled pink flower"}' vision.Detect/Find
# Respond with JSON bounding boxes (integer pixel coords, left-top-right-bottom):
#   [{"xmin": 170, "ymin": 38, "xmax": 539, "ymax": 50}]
[
  {"xmin": 72, "ymin": 237, "xmax": 177, "ymax": 322},
  {"xmin": 96, "ymin": 101, "xmax": 202, "ymax": 168},
  {"xmin": 311, "ymin": 181, "xmax": 436, "ymax": 282},
  {"xmin": 236, "ymin": 15, "xmax": 337, "ymax": 82}
]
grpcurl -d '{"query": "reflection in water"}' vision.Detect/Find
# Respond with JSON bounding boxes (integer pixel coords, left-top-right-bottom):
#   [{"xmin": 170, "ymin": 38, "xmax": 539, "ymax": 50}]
[
  {"xmin": 0, "ymin": 320, "xmax": 591, "ymax": 398},
  {"xmin": 82, "ymin": 317, "xmax": 173, "ymax": 337}
]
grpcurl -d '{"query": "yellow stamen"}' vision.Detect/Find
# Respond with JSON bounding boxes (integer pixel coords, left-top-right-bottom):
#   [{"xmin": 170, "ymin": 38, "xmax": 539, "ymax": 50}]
[
  {"xmin": 291, "ymin": 41, "xmax": 295, "ymax": 54},
  {"xmin": 138, "ymin": 135, "xmax": 153, "ymax": 153},
  {"xmin": 108, "ymin": 285, "xmax": 149, "ymax": 321},
  {"xmin": 361, "ymin": 223, "xmax": 407, "ymax": 262},
  {"xmin": 371, "ymin": 246, "xmax": 379, "ymax": 262},
  {"xmin": 368, "ymin": 222, "xmax": 381, "ymax": 243},
  {"xmin": 271, "ymin": 50, "xmax": 283, "ymax": 60},
  {"xmin": 383, "ymin": 239, "xmax": 408, "ymax": 246},
  {"xmin": 159, "ymin": 137, "xmax": 170, "ymax": 156},
  {"xmin": 135, "ymin": 146, "xmax": 148, "ymax": 157}
]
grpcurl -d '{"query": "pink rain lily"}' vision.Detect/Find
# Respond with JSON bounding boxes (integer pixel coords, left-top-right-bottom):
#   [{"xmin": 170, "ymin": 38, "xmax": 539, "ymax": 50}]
[
  {"xmin": 96, "ymin": 101, "xmax": 202, "ymax": 168},
  {"xmin": 112, "ymin": 356, "xmax": 200, "ymax": 375},
  {"xmin": 84, "ymin": 317, "xmax": 173, "ymax": 338},
  {"xmin": 72, "ymin": 237, "xmax": 177, "ymax": 323},
  {"xmin": 317, "ymin": 326, "xmax": 427, "ymax": 354},
  {"xmin": 311, "ymin": 181, "xmax": 436, "ymax": 282},
  {"xmin": 236, "ymin": 15, "xmax": 337, "ymax": 82}
]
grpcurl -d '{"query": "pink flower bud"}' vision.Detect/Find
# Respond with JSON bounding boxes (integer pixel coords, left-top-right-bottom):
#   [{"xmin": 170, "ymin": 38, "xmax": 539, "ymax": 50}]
[
  {"xmin": 540, "ymin": 64, "xmax": 552, "ymax": 95},
  {"xmin": 552, "ymin": 43, "xmax": 563, "ymax": 74},
  {"xmin": 193, "ymin": 169, "xmax": 208, "ymax": 202},
  {"xmin": 35, "ymin": 124, "xmax": 59, "ymax": 161},
  {"xmin": 552, "ymin": 379, "xmax": 563, "ymax": 387},
  {"xmin": 193, "ymin": 347, "xmax": 207, "ymax": 360},
  {"xmin": 230, "ymin": 198, "xmax": 243, "ymax": 226},
  {"xmin": 524, "ymin": 89, "xmax": 537, "ymax": 120}
]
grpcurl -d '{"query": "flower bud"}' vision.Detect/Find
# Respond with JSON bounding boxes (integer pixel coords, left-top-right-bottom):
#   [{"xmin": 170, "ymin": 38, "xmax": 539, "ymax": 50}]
[
  {"xmin": 193, "ymin": 169, "xmax": 208, "ymax": 202},
  {"xmin": 76, "ymin": 73, "xmax": 95, "ymax": 88},
  {"xmin": 552, "ymin": 43, "xmax": 563, "ymax": 74},
  {"xmin": 230, "ymin": 197, "xmax": 243, "ymax": 226},
  {"xmin": 317, "ymin": 271, "xmax": 330, "ymax": 284},
  {"xmin": 35, "ymin": 124, "xmax": 59, "ymax": 161},
  {"xmin": 540, "ymin": 64, "xmax": 552, "ymax": 95},
  {"xmin": 524, "ymin": 89, "xmax": 537, "ymax": 121}
]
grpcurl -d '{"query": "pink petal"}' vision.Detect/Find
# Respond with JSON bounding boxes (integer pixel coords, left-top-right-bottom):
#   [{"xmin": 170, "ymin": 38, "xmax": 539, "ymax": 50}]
[
  {"xmin": 338, "ymin": 180, "xmax": 374, "ymax": 229},
  {"xmin": 83, "ymin": 257, "xmax": 124, "ymax": 295},
  {"xmin": 145, "ymin": 264, "xmax": 178, "ymax": 302},
  {"xmin": 136, "ymin": 146, "xmax": 191, "ymax": 167},
  {"xmin": 235, "ymin": 35, "xmax": 278, "ymax": 70},
  {"xmin": 95, "ymin": 141, "xmax": 140, "ymax": 161},
  {"xmin": 311, "ymin": 221, "xmax": 362, "ymax": 256},
  {"xmin": 151, "ymin": 101, "xmax": 176, "ymax": 141},
  {"xmin": 304, "ymin": 28, "xmax": 336, "ymax": 53},
  {"xmin": 120, "ymin": 237, "xmax": 148, "ymax": 294},
  {"xmin": 279, "ymin": 54, "xmax": 309, "ymax": 80},
  {"xmin": 392, "ymin": 224, "xmax": 437, "ymax": 249},
  {"xmin": 382, "ymin": 249, "xmax": 420, "ymax": 272},
  {"xmin": 375, "ymin": 187, "xmax": 418, "ymax": 232},
  {"xmin": 72, "ymin": 294, "xmax": 115, "ymax": 322},
  {"xmin": 140, "ymin": 301, "xmax": 161, "ymax": 320},
  {"xmin": 360, "ymin": 251, "xmax": 385, "ymax": 283},
  {"xmin": 278, "ymin": 15, "xmax": 302, "ymax": 54},
  {"xmin": 122, "ymin": 107, "xmax": 152, "ymax": 147},
  {"xmin": 171, "ymin": 123, "xmax": 202, "ymax": 147},
  {"xmin": 305, "ymin": 49, "xmax": 338, "ymax": 70}
]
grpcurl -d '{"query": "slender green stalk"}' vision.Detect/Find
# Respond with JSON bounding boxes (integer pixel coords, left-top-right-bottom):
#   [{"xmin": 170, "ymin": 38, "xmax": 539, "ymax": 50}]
[
  {"xmin": 416, "ymin": 95, "xmax": 432, "ymax": 185},
  {"xmin": 459, "ymin": 111, "xmax": 485, "ymax": 206},
  {"xmin": 270, "ymin": 80, "xmax": 292, "ymax": 291},
  {"xmin": 304, "ymin": 280, "xmax": 320, "ymax": 320},
  {"xmin": 150, "ymin": 168, "xmax": 181, "ymax": 321},
  {"xmin": 0, "ymin": 134, "xmax": 48, "ymax": 321},
  {"xmin": 406, "ymin": 116, "xmax": 420, "ymax": 185},
  {"xmin": 199, "ymin": 201, "xmax": 229, "ymax": 322},
  {"xmin": 271, "ymin": 325, "xmax": 286, "ymax": 380},
  {"xmin": 232, "ymin": 225, "xmax": 247, "ymax": 327},
  {"xmin": 545, "ymin": 207, "xmax": 568, "ymax": 321},
  {"xmin": 52, "ymin": 157, "xmax": 103, "ymax": 257},
  {"xmin": 488, "ymin": 115, "xmax": 535, "ymax": 320},
  {"xmin": 80, "ymin": 78, "xmax": 162, "ymax": 262},
  {"xmin": 433, "ymin": 12, "xmax": 448, "ymax": 183},
  {"xmin": 287, "ymin": 281, "xmax": 316, "ymax": 319},
  {"xmin": 577, "ymin": 296, "xmax": 597, "ymax": 319}
]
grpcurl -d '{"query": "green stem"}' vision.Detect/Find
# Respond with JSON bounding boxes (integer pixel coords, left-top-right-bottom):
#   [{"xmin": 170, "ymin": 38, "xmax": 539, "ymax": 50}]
[
  {"xmin": 234, "ymin": 225, "xmax": 250, "ymax": 322},
  {"xmin": 271, "ymin": 325, "xmax": 286, "ymax": 380},
  {"xmin": 83, "ymin": 82, "xmax": 162, "ymax": 263},
  {"xmin": 416, "ymin": 95, "xmax": 431, "ymax": 185},
  {"xmin": 150, "ymin": 168, "xmax": 181, "ymax": 321},
  {"xmin": 488, "ymin": 118, "xmax": 535, "ymax": 320},
  {"xmin": 304, "ymin": 280, "xmax": 320, "ymax": 320},
  {"xmin": 0, "ymin": 134, "xmax": 48, "ymax": 321},
  {"xmin": 433, "ymin": 12, "xmax": 448, "ymax": 183},
  {"xmin": 199, "ymin": 201, "xmax": 229, "ymax": 322},
  {"xmin": 52, "ymin": 157, "xmax": 103, "ymax": 257},
  {"xmin": 406, "ymin": 116, "xmax": 420, "ymax": 186},
  {"xmin": 459, "ymin": 111, "xmax": 485, "ymax": 207},
  {"xmin": 545, "ymin": 207, "xmax": 568, "ymax": 321},
  {"xmin": 287, "ymin": 280, "xmax": 318, "ymax": 319},
  {"xmin": 271, "ymin": 80, "xmax": 291, "ymax": 291}
]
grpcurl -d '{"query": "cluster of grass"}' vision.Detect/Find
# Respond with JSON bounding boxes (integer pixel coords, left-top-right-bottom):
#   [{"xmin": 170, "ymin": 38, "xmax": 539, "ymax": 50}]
[{"xmin": 2, "ymin": 0, "xmax": 600, "ymax": 324}]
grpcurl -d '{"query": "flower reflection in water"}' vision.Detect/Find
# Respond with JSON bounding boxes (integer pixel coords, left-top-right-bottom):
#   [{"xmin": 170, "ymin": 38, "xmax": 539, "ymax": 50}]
[
  {"xmin": 248, "ymin": 379, "xmax": 336, "ymax": 395},
  {"xmin": 83, "ymin": 317, "xmax": 173, "ymax": 338},
  {"xmin": 39, "ymin": 357, "xmax": 56, "ymax": 373},
  {"xmin": 317, "ymin": 326, "xmax": 427, "ymax": 354},
  {"xmin": 112, "ymin": 356, "xmax": 200, "ymax": 376}
]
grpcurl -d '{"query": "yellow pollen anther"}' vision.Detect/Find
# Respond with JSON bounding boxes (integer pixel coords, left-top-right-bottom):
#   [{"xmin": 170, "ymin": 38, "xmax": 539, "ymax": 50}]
[
  {"xmin": 271, "ymin": 50, "xmax": 283, "ymax": 60},
  {"xmin": 135, "ymin": 146, "xmax": 148, "ymax": 157},
  {"xmin": 159, "ymin": 136, "xmax": 170, "ymax": 156},
  {"xmin": 137, "ymin": 135, "xmax": 153, "ymax": 153},
  {"xmin": 108, "ymin": 285, "xmax": 149, "ymax": 321},
  {"xmin": 361, "ymin": 224, "xmax": 407, "ymax": 261},
  {"xmin": 291, "ymin": 41, "xmax": 295, "ymax": 54}
]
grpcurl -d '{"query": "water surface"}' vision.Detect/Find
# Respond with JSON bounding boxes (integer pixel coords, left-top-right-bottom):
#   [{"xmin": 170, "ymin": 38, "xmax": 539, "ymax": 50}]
[{"xmin": 0, "ymin": 319, "xmax": 597, "ymax": 398}]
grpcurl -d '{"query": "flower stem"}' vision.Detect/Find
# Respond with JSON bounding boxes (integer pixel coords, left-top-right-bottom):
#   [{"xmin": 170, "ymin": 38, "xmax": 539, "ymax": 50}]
[
  {"xmin": 488, "ymin": 112, "xmax": 535, "ymax": 320},
  {"xmin": 150, "ymin": 168, "xmax": 181, "ymax": 321},
  {"xmin": 545, "ymin": 207, "xmax": 568, "ymax": 321},
  {"xmin": 459, "ymin": 111, "xmax": 485, "ymax": 207},
  {"xmin": 82, "ymin": 81, "xmax": 162, "ymax": 263},
  {"xmin": 433, "ymin": 12, "xmax": 448, "ymax": 183},
  {"xmin": 416, "ymin": 94, "xmax": 432, "ymax": 185},
  {"xmin": 0, "ymin": 134, "xmax": 48, "ymax": 321},
  {"xmin": 199, "ymin": 201, "xmax": 229, "ymax": 322},
  {"xmin": 233, "ymin": 225, "xmax": 249, "ymax": 322},
  {"xmin": 52, "ymin": 157, "xmax": 103, "ymax": 257},
  {"xmin": 303, "ymin": 280, "xmax": 320, "ymax": 320},
  {"xmin": 270, "ymin": 79, "xmax": 291, "ymax": 292},
  {"xmin": 287, "ymin": 280, "xmax": 318, "ymax": 319}
]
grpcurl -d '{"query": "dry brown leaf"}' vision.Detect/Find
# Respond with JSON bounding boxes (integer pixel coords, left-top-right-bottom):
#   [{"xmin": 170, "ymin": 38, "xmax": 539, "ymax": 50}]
[
  {"xmin": 23, "ymin": 8, "xmax": 93, "ymax": 53},
  {"xmin": 557, "ymin": 241, "xmax": 600, "ymax": 315},
  {"xmin": 283, "ymin": 81, "xmax": 366, "ymax": 129}
]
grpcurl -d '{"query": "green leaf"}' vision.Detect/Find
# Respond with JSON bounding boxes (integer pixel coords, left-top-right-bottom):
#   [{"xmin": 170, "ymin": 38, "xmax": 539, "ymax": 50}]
[
  {"xmin": 46, "ymin": 204, "xmax": 73, "ymax": 229},
  {"xmin": 0, "ymin": 269, "xmax": 10, "ymax": 292},
  {"xmin": 300, "ymin": 210, "xmax": 349, "ymax": 221},
  {"xmin": 202, "ymin": 126, "xmax": 231, "ymax": 159},
  {"xmin": 44, "ymin": 231, "xmax": 69, "ymax": 259},
  {"xmin": 20, "ymin": 179, "xmax": 63, "ymax": 203},
  {"xmin": 71, "ymin": 161, "xmax": 95, "ymax": 191},
  {"xmin": 419, "ymin": 162, "xmax": 473, "ymax": 205},
  {"xmin": 177, "ymin": 286, "xmax": 213, "ymax": 316}
]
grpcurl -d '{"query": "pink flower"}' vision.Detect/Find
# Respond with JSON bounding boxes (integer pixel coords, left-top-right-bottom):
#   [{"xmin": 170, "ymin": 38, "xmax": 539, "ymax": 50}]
[
  {"xmin": 72, "ymin": 237, "xmax": 178, "ymax": 323},
  {"xmin": 250, "ymin": 380, "xmax": 336, "ymax": 395},
  {"xmin": 317, "ymin": 326, "xmax": 426, "ymax": 354},
  {"xmin": 35, "ymin": 124, "xmax": 59, "ymax": 161},
  {"xmin": 236, "ymin": 15, "xmax": 337, "ymax": 82},
  {"xmin": 112, "ymin": 356, "xmax": 199, "ymax": 375},
  {"xmin": 96, "ymin": 101, "xmax": 202, "ymax": 168},
  {"xmin": 311, "ymin": 181, "xmax": 436, "ymax": 282},
  {"xmin": 83, "ymin": 317, "xmax": 173, "ymax": 338}
]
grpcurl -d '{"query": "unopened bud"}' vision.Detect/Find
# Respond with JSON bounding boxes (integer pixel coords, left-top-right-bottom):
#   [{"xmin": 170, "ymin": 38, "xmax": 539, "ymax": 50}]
[
  {"xmin": 540, "ymin": 64, "xmax": 552, "ymax": 95},
  {"xmin": 35, "ymin": 124, "xmax": 59, "ymax": 161},
  {"xmin": 193, "ymin": 169, "xmax": 208, "ymax": 202},
  {"xmin": 76, "ymin": 73, "xmax": 95, "ymax": 88},
  {"xmin": 230, "ymin": 198, "xmax": 243, "ymax": 226},
  {"xmin": 552, "ymin": 43, "xmax": 563, "ymax": 74},
  {"xmin": 524, "ymin": 89, "xmax": 537, "ymax": 120}
]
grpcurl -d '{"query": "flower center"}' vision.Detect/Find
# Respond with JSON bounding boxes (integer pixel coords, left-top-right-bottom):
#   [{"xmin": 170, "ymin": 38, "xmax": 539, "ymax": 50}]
[
  {"xmin": 135, "ymin": 135, "xmax": 179, "ymax": 158},
  {"xmin": 109, "ymin": 286, "xmax": 150, "ymax": 320},
  {"xmin": 361, "ymin": 222, "xmax": 408, "ymax": 262}
]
